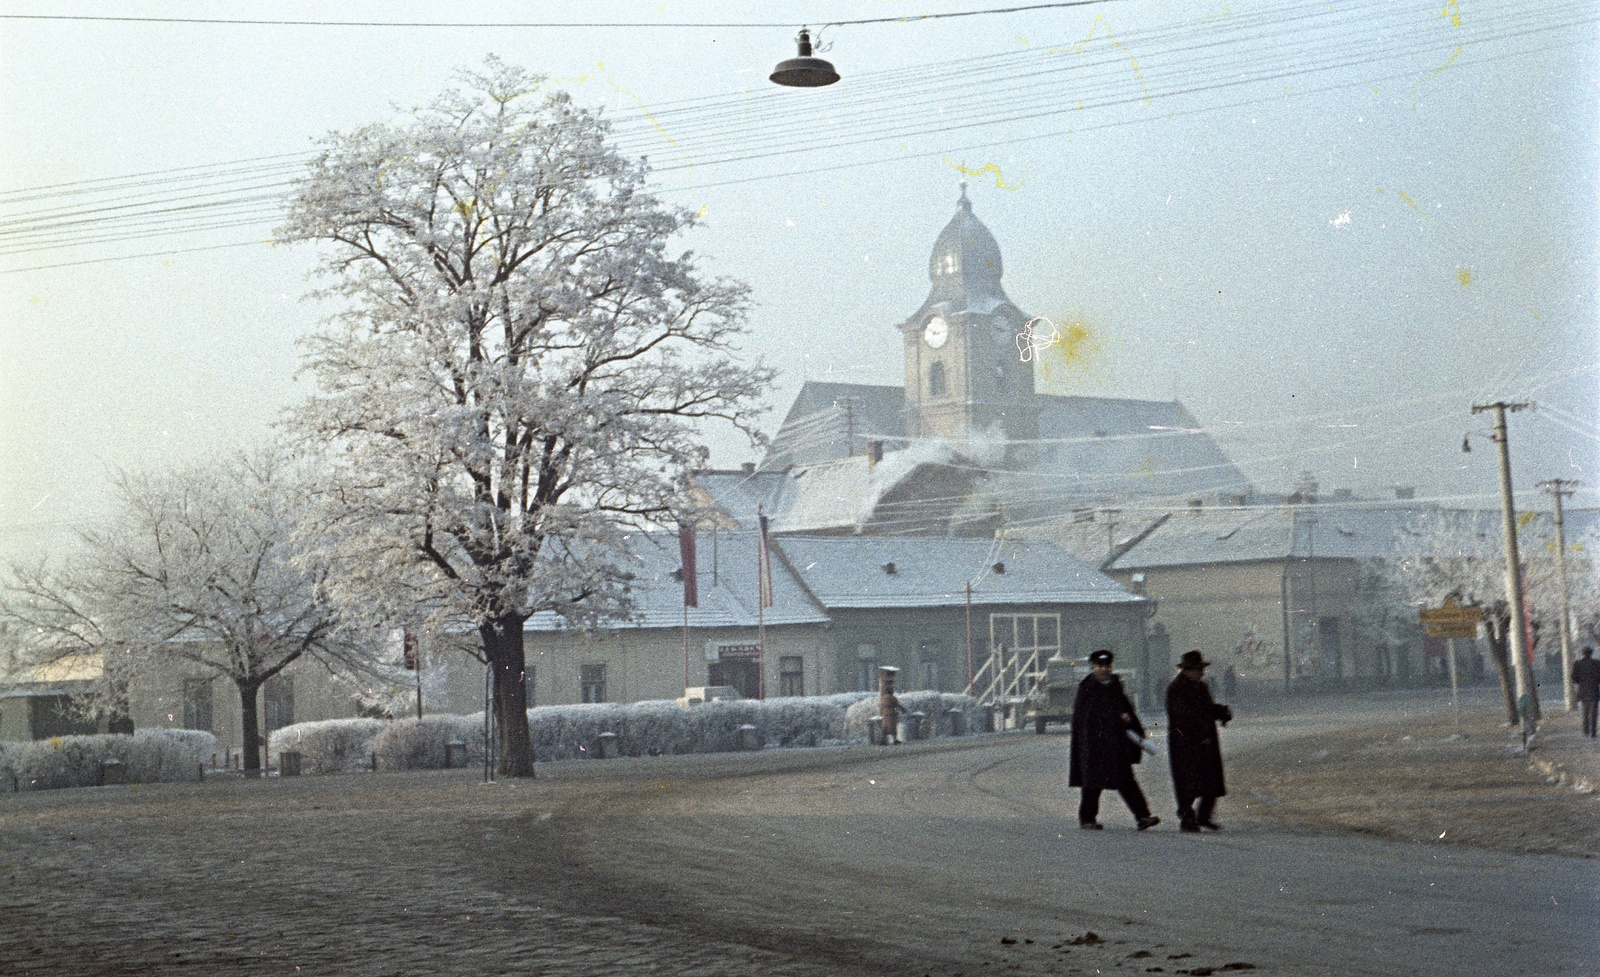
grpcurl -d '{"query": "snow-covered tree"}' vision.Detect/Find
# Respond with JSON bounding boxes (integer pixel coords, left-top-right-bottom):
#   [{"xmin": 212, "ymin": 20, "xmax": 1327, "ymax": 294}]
[
  {"xmin": 278, "ymin": 59, "xmax": 772, "ymax": 777},
  {"xmin": 0, "ymin": 448, "xmax": 374, "ymax": 776}
]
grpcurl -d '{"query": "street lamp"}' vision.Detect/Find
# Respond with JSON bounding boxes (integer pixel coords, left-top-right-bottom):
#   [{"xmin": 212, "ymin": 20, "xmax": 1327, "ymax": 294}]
[{"xmin": 770, "ymin": 28, "xmax": 840, "ymax": 87}]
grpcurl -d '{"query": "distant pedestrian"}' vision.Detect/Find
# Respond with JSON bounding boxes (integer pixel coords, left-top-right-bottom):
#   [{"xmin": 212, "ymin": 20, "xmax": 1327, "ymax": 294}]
[
  {"xmin": 878, "ymin": 666, "xmax": 906, "ymax": 745},
  {"xmin": 1572, "ymin": 647, "xmax": 1600, "ymax": 739},
  {"xmin": 1166, "ymin": 650, "xmax": 1233, "ymax": 832},
  {"xmin": 1069, "ymin": 649, "xmax": 1160, "ymax": 831}
]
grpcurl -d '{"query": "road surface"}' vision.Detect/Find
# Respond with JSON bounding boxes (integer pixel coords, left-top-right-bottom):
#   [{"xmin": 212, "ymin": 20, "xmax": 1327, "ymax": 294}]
[{"xmin": 0, "ymin": 696, "xmax": 1591, "ymax": 976}]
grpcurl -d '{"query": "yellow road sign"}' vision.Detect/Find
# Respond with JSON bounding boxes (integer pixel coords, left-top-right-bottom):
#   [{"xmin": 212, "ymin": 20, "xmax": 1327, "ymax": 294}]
[{"xmin": 1420, "ymin": 599, "xmax": 1481, "ymax": 639}]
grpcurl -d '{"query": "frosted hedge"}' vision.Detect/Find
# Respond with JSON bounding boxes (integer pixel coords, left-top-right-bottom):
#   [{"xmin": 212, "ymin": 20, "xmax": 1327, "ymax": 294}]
[
  {"xmin": 0, "ymin": 730, "xmax": 216, "ymax": 792},
  {"xmin": 266, "ymin": 691, "xmax": 988, "ymax": 772},
  {"xmin": 268, "ymin": 717, "xmax": 388, "ymax": 774}
]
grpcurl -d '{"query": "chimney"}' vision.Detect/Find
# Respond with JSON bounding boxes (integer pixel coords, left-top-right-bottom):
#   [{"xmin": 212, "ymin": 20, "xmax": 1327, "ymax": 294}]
[
  {"xmin": 1393, "ymin": 485, "xmax": 1416, "ymax": 500},
  {"xmin": 740, "ymin": 462, "xmax": 756, "ymax": 475},
  {"xmin": 1333, "ymin": 488, "xmax": 1353, "ymax": 500},
  {"xmin": 867, "ymin": 440, "xmax": 884, "ymax": 467}
]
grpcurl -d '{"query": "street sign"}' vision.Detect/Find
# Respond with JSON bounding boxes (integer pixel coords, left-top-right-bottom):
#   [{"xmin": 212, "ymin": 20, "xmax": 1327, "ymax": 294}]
[{"xmin": 1420, "ymin": 598, "xmax": 1481, "ymax": 639}]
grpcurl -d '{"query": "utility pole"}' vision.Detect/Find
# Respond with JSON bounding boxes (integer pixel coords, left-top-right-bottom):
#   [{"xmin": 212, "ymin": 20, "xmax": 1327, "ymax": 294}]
[
  {"xmin": 1472, "ymin": 401, "xmax": 1538, "ymax": 740},
  {"xmin": 1538, "ymin": 478, "xmax": 1579, "ymax": 711}
]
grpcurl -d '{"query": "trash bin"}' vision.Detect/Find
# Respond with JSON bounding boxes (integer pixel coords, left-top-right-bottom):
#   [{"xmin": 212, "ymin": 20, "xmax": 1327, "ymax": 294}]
[
  {"xmin": 867, "ymin": 715, "xmax": 884, "ymax": 745},
  {"xmin": 737, "ymin": 724, "xmax": 763, "ymax": 751},
  {"xmin": 98, "ymin": 759, "xmax": 125, "ymax": 786},
  {"xmin": 596, "ymin": 731, "xmax": 618, "ymax": 759},
  {"xmin": 905, "ymin": 710, "xmax": 926, "ymax": 741},
  {"xmin": 279, "ymin": 750, "xmax": 302, "ymax": 777},
  {"xmin": 947, "ymin": 708, "xmax": 966, "ymax": 737},
  {"xmin": 444, "ymin": 740, "xmax": 467, "ymax": 769}
]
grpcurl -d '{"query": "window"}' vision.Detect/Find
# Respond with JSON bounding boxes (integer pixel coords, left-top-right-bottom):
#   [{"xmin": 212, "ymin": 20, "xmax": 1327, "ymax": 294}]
[
  {"xmin": 264, "ymin": 674, "xmax": 295, "ymax": 734},
  {"xmin": 779, "ymin": 656, "xmax": 805, "ymax": 698},
  {"xmin": 856, "ymin": 643, "xmax": 879, "ymax": 692},
  {"xmin": 580, "ymin": 663, "xmax": 607, "ymax": 703},
  {"xmin": 182, "ymin": 678, "xmax": 214, "ymax": 732},
  {"xmin": 920, "ymin": 660, "xmax": 940, "ymax": 692},
  {"xmin": 928, "ymin": 361, "xmax": 948, "ymax": 397}
]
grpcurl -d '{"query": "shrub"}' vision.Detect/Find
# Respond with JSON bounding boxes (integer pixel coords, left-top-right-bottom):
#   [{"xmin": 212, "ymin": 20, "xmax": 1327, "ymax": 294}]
[
  {"xmin": 0, "ymin": 730, "xmax": 217, "ymax": 791},
  {"xmin": 367, "ymin": 714, "xmax": 487, "ymax": 771},
  {"xmin": 269, "ymin": 718, "xmax": 388, "ymax": 774}
]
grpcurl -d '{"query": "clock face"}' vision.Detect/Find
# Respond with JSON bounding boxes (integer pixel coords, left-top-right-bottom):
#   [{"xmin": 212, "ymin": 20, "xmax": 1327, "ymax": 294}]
[{"xmin": 923, "ymin": 315, "xmax": 949, "ymax": 349}]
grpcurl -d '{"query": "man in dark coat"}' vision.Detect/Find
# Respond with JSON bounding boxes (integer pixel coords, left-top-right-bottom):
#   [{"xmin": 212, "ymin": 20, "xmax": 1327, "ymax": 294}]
[
  {"xmin": 878, "ymin": 666, "xmax": 906, "ymax": 745},
  {"xmin": 1069, "ymin": 649, "xmax": 1160, "ymax": 831},
  {"xmin": 1572, "ymin": 646, "xmax": 1600, "ymax": 738},
  {"xmin": 1166, "ymin": 650, "xmax": 1233, "ymax": 832}
]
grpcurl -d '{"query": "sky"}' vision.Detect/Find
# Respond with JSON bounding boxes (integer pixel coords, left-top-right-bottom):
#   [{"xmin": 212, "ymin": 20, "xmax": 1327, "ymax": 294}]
[{"xmin": 2, "ymin": 0, "xmax": 1597, "ymax": 561}]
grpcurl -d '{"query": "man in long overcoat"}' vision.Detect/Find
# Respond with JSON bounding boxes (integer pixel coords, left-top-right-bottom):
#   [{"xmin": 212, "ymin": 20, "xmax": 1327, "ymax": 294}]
[
  {"xmin": 1069, "ymin": 649, "xmax": 1160, "ymax": 830},
  {"xmin": 1572, "ymin": 646, "xmax": 1600, "ymax": 738},
  {"xmin": 1166, "ymin": 650, "xmax": 1233, "ymax": 832}
]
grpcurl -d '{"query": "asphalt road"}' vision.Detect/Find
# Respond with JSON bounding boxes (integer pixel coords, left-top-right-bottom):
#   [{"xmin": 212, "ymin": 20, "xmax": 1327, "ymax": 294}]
[{"xmin": 0, "ymin": 696, "xmax": 1592, "ymax": 976}]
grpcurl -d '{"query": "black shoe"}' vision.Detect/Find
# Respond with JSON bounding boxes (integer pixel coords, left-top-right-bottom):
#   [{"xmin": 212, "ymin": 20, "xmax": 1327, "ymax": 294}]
[
  {"xmin": 1196, "ymin": 819, "xmax": 1222, "ymax": 831},
  {"xmin": 1180, "ymin": 820, "xmax": 1200, "ymax": 833},
  {"xmin": 1079, "ymin": 822, "xmax": 1104, "ymax": 830},
  {"xmin": 1136, "ymin": 816, "xmax": 1161, "ymax": 831}
]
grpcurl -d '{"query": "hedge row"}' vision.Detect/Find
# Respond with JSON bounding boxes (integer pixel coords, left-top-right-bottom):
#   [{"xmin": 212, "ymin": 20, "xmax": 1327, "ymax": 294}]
[
  {"xmin": 267, "ymin": 691, "xmax": 987, "ymax": 773},
  {"xmin": 0, "ymin": 729, "xmax": 217, "ymax": 792}
]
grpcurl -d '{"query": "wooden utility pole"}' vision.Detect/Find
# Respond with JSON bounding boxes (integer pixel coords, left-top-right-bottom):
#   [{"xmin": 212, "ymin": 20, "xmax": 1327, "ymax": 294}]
[
  {"xmin": 1472, "ymin": 401, "xmax": 1538, "ymax": 740},
  {"xmin": 1538, "ymin": 478, "xmax": 1579, "ymax": 711}
]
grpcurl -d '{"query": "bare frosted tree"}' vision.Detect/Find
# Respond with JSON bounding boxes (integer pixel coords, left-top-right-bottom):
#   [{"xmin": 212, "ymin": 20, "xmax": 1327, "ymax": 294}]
[
  {"xmin": 278, "ymin": 59, "xmax": 772, "ymax": 777},
  {"xmin": 1, "ymin": 448, "xmax": 372, "ymax": 775}
]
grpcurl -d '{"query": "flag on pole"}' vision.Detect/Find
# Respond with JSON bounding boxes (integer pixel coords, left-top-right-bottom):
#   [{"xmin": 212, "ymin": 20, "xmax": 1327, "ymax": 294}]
[
  {"xmin": 757, "ymin": 513, "xmax": 774, "ymax": 608},
  {"xmin": 678, "ymin": 523, "xmax": 698, "ymax": 608}
]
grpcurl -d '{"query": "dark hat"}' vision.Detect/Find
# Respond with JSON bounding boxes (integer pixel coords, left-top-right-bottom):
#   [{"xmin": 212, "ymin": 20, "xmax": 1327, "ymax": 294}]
[
  {"xmin": 1177, "ymin": 650, "xmax": 1210, "ymax": 670},
  {"xmin": 1088, "ymin": 649, "xmax": 1114, "ymax": 665}
]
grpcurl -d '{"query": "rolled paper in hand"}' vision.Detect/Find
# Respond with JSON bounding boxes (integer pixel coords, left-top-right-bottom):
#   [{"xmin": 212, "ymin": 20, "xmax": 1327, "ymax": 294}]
[{"xmin": 1125, "ymin": 729, "xmax": 1158, "ymax": 755}]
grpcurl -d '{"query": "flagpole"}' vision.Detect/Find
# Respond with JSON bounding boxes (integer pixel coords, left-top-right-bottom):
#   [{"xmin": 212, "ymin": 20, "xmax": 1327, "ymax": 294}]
[{"xmin": 757, "ymin": 507, "xmax": 769, "ymax": 700}]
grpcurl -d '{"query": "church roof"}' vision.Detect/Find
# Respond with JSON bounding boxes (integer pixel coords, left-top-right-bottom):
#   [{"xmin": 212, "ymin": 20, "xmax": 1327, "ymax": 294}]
[{"xmin": 760, "ymin": 381, "xmax": 905, "ymax": 470}]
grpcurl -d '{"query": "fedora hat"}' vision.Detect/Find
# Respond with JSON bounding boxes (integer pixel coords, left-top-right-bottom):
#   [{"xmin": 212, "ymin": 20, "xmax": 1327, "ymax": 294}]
[{"xmin": 1177, "ymin": 650, "xmax": 1210, "ymax": 670}]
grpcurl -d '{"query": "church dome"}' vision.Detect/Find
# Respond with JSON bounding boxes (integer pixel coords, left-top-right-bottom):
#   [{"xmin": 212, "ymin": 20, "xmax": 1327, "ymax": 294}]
[{"xmin": 929, "ymin": 185, "xmax": 1003, "ymax": 282}]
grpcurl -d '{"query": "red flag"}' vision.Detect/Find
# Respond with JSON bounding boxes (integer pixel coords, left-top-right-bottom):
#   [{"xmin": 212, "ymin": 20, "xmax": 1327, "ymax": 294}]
[
  {"xmin": 402, "ymin": 630, "xmax": 420, "ymax": 670},
  {"xmin": 757, "ymin": 514, "xmax": 774, "ymax": 608},
  {"xmin": 678, "ymin": 524, "xmax": 698, "ymax": 608}
]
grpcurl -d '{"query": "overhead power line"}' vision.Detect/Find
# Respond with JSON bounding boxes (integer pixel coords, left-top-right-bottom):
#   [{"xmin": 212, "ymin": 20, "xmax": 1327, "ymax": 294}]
[
  {"xmin": 0, "ymin": 2, "xmax": 1122, "ymax": 30},
  {"xmin": 0, "ymin": 0, "xmax": 1590, "ymax": 271}
]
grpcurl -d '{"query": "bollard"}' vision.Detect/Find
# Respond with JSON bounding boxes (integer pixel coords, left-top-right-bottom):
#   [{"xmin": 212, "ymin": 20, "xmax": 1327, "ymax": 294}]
[
  {"xmin": 98, "ymin": 759, "xmax": 125, "ymax": 787},
  {"xmin": 444, "ymin": 740, "xmax": 467, "ymax": 769},
  {"xmin": 948, "ymin": 707, "xmax": 966, "ymax": 737},
  {"xmin": 197, "ymin": 762, "xmax": 205, "ymax": 782},
  {"xmin": 737, "ymin": 724, "xmax": 763, "ymax": 751},
  {"xmin": 279, "ymin": 750, "xmax": 302, "ymax": 777},
  {"xmin": 905, "ymin": 711, "xmax": 926, "ymax": 741},
  {"xmin": 982, "ymin": 704, "xmax": 997, "ymax": 733},
  {"xmin": 596, "ymin": 731, "xmax": 618, "ymax": 759},
  {"xmin": 370, "ymin": 752, "xmax": 378, "ymax": 772},
  {"xmin": 867, "ymin": 715, "xmax": 884, "ymax": 746}
]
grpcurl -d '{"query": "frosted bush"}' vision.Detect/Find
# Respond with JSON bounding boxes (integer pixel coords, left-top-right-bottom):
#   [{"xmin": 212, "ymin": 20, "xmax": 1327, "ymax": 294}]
[
  {"xmin": 844, "ymin": 691, "xmax": 985, "ymax": 741},
  {"xmin": 1, "ymin": 730, "xmax": 217, "ymax": 792},
  {"xmin": 269, "ymin": 718, "xmax": 388, "ymax": 774},
  {"xmin": 368, "ymin": 714, "xmax": 488, "ymax": 771}
]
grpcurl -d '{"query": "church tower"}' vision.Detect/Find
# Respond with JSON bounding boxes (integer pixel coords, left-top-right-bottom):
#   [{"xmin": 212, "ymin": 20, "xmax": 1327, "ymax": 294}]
[{"xmin": 899, "ymin": 185, "xmax": 1037, "ymax": 451}]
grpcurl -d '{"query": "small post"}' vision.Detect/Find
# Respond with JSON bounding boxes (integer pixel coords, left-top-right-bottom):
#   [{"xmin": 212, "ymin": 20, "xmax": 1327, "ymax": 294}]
[
  {"xmin": 1446, "ymin": 637, "xmax": 1461, "ymax": 734},
  {"xmin": 370, "ymin": 751, "xmax": 378, "ymax": 772}
]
